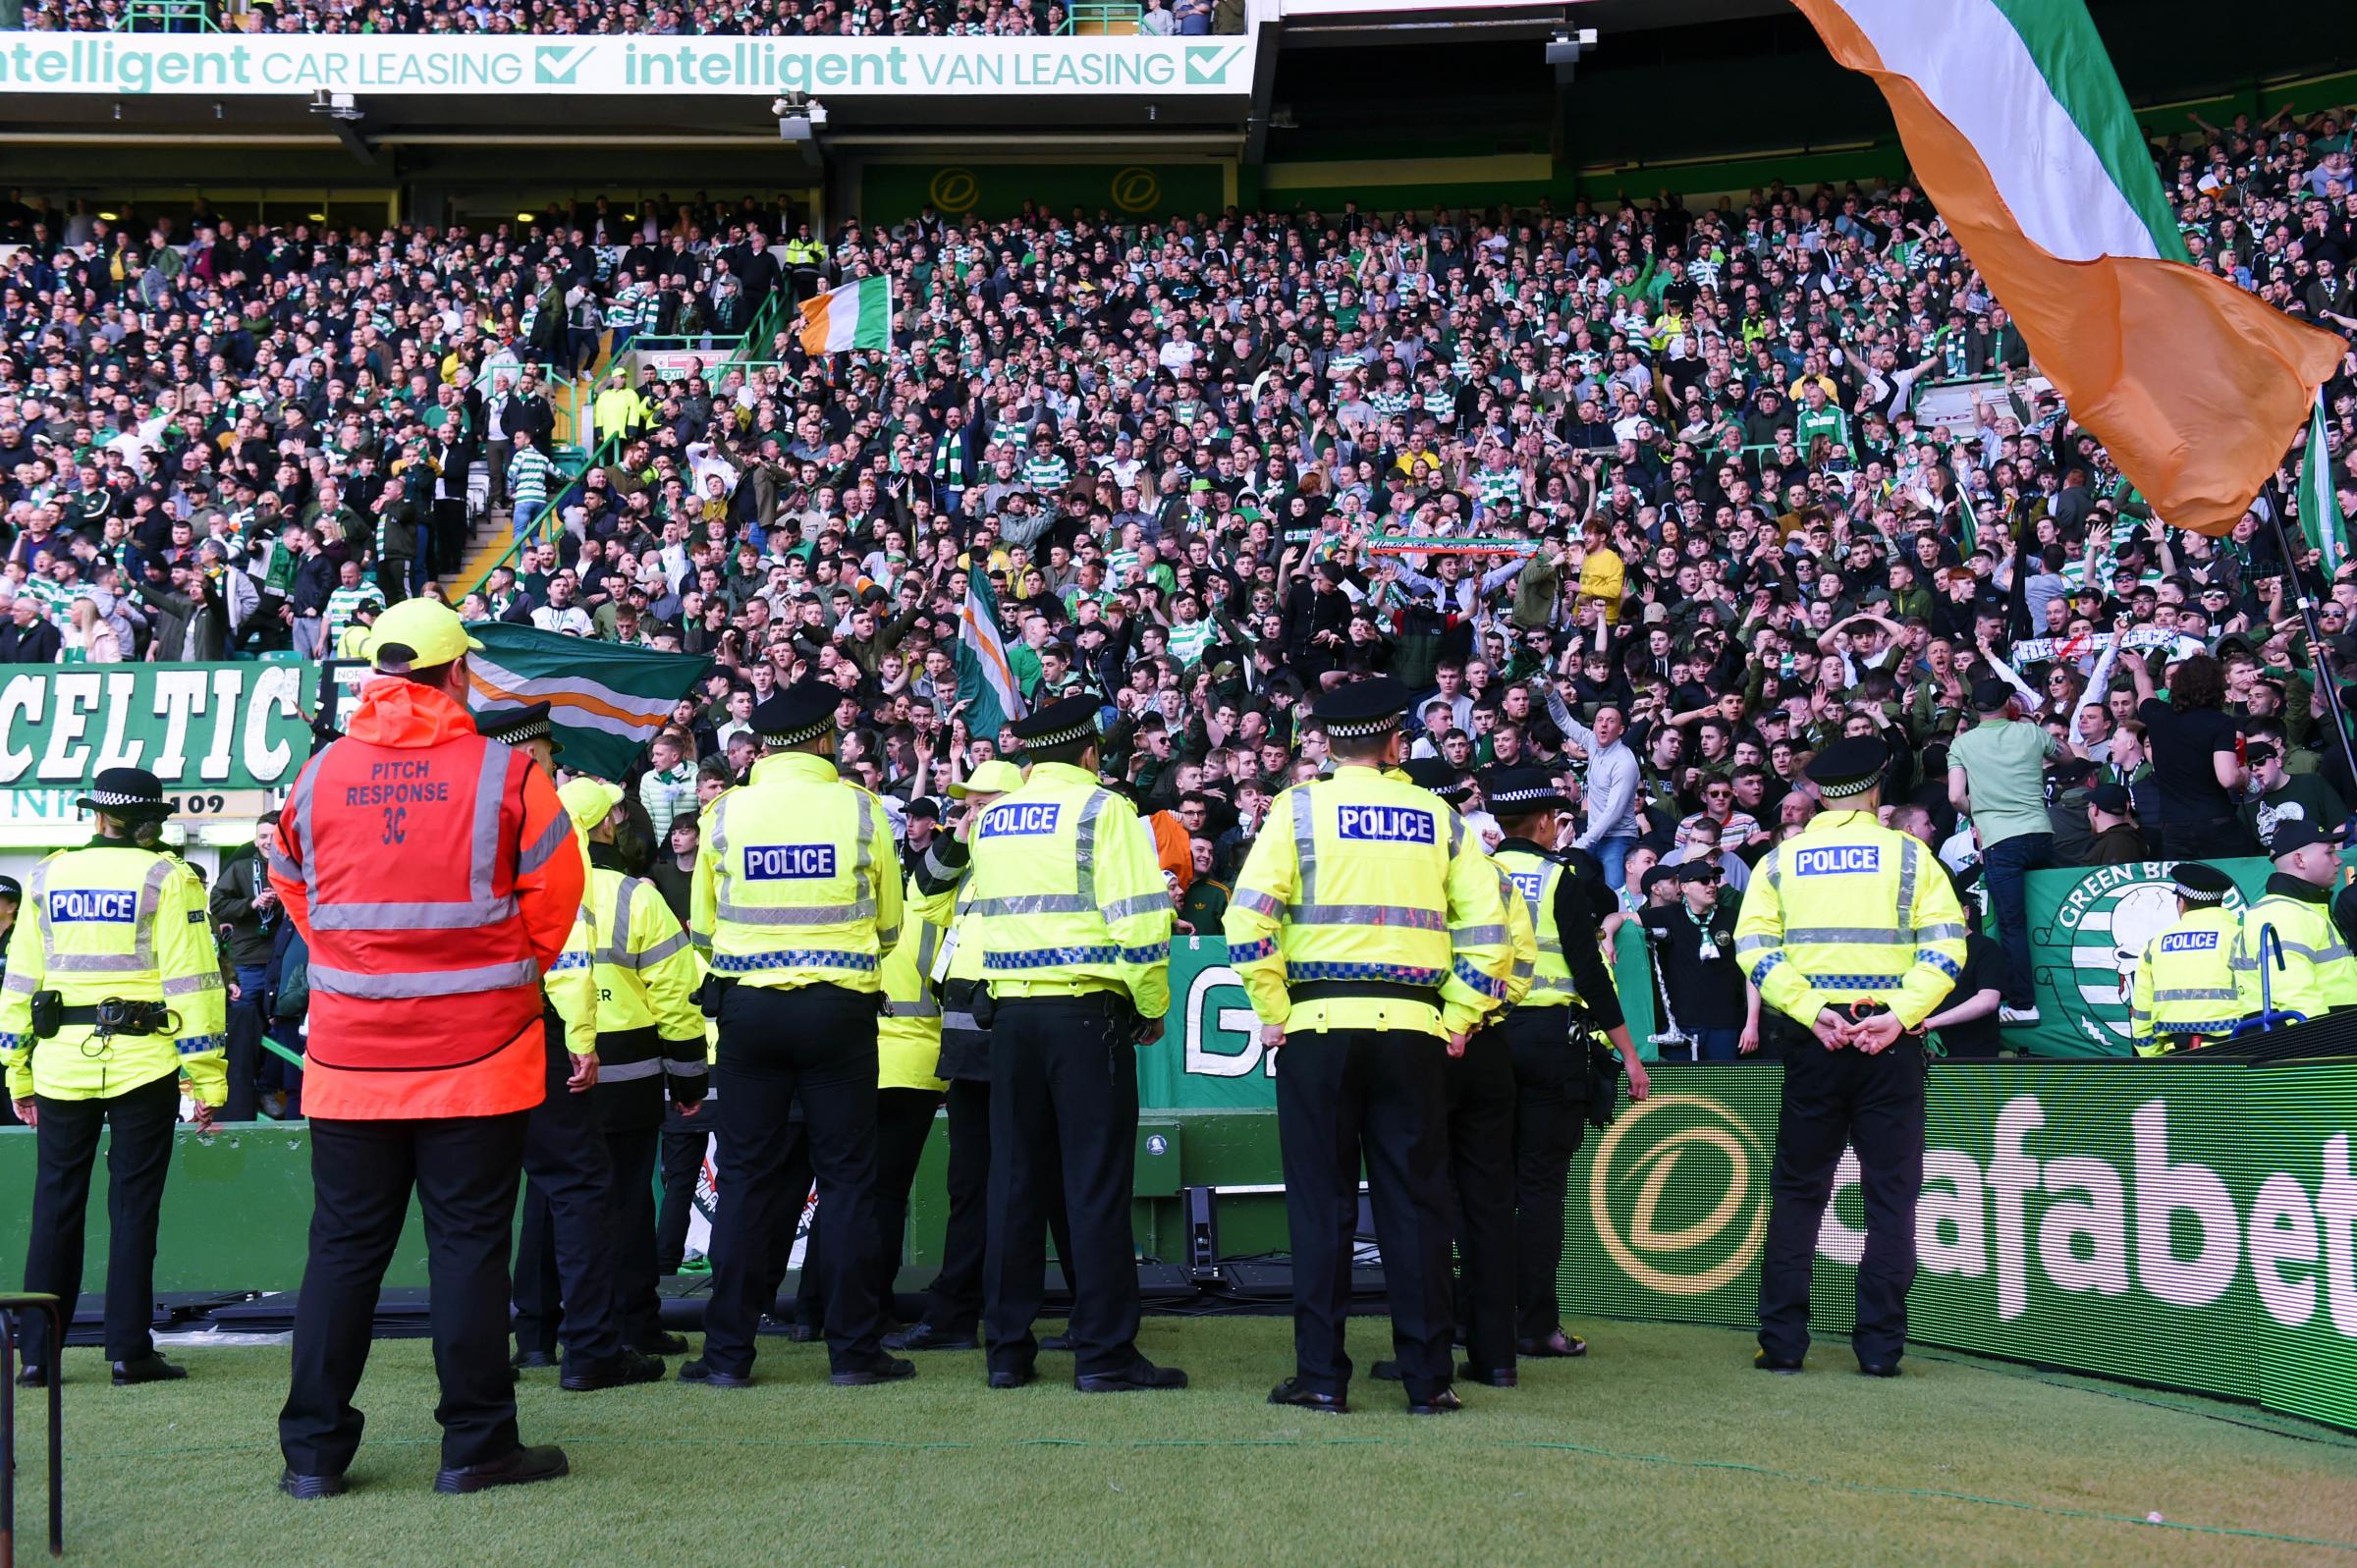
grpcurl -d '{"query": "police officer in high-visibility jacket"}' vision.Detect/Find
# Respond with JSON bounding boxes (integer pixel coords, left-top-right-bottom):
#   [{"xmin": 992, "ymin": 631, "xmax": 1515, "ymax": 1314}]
[
  {"xmin": 1480, "ymin": 764, "xmax": 1646, "ymax": 1363},
  {"xmin": 273, "ymin": 599, "xmax": 586, "ymax": 1496},
  {"xmin": 1377, "ymin": 760, "xmax": 1532, "ymax": 1389},
  {"xmin": 2233, "ymin": 820, "xmax": 2357, "ymax": 1025},
  {"xmin": 479, "ymin": 703, "xmax": 659, "ymax": 1394},
  {"xmin": 682, "ymin": 679, "xmax": 906, "ymax": 1389},
  {"xmin": 2130, "ymin": 863, "xmax": 2242, "ymax": 1054},
  {"xmin": 1735, "ymin": 737, "xmax": 1966, "ymax": 1379},
  {"xmin": 1226, "ymin": 676, "xmax": 1515, "ymax": 1416},
  {"xmin": 559, "ymin": 779, "xmax": 708, "ymax": 1353},
  {"xmin": 962, "ymin": 695, "xmax": 1183, "ymax": 1394},
  {"xmin": 4, "ymin": 768, "xmax": 226, "ymax": 1388}
]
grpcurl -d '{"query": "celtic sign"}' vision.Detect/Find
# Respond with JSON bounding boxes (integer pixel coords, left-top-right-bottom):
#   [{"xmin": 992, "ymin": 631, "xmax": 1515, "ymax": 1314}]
[
  {"xmin": 2021, "ymin": 859, "xmax": 2270, "ymax": 1057},
  {"xmin": 1562, "ymin": 1061, "xmax": 2357, "ymax": 1433},
  {"xmin": 0, "ymin": 662, "xmax": 314, "ymax": 794}
]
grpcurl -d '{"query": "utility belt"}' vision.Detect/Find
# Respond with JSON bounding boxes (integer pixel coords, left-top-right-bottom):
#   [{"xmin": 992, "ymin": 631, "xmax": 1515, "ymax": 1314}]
[
  {"xmin": 30, "ymin": 993, "xmax": 180, "ymax": 1040},
  {"xmin": 1287, "ymin": 981, "xmax": 1440, "ymax": 1008}
]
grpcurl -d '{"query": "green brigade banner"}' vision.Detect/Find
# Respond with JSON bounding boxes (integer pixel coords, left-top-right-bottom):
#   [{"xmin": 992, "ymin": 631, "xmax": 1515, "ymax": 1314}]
[
  {"xmin": 2018, "ymin": 858, "xmax": 2274, "ymax": 1058},
  {"xmin": 0, "ymin": 35, "xmax": 1253, "ymax": 97},
  {"xmin": 1140, "ymin": 937, "xmax": 1278, "ymax": 1110},
  {"xmin": 0, "ymin": 662, "xmax": 313, "ymax": 794},
  {"xmin": 1563, "ymin": 1060, "xmax": 2357, "ymax": 1433}
]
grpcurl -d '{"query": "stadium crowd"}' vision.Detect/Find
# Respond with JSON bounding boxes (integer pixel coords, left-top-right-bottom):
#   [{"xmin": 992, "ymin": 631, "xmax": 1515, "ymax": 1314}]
[
  {"xmin": 19, "ymin": 0, "xmax": 1244, "ymax": 36},
  {"xmin": 1, "ymin": 106, "xmax": 2355, "ymax": 1054}
]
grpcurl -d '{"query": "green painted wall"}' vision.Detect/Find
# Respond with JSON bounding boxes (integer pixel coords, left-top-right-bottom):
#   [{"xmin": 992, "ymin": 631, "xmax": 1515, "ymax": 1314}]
[{"xmin": 858, "ymin": 161, "xmax": 1229, "ymax": 225}]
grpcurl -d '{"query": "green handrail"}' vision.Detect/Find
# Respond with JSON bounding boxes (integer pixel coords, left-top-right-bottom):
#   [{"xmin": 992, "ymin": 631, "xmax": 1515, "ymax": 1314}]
[
  {"xmin": 462, "ymin": 286, "xmax": 795, "ymax": 598},
  {"xmin": 116, "ymin": 0, "xmax": 219, "ymax": 29}
]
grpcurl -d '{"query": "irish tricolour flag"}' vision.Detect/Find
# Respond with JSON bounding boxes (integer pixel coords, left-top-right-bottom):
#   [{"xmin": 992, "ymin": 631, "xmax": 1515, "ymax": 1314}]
[
  {"xmin": 1791, "ymin": 0, "xmax": 2343, "ymax": 534},
  {"xmin": 797, "ymin": 276, "xmax": 893, "ymax": 354}
]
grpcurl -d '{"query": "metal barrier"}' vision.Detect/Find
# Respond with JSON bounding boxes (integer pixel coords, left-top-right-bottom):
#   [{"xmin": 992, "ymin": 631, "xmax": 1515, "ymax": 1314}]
[
  {"xmin": 0, "ymin": 1293, "xmax": 64, "ymax": 1565},
  {"xmin": 116, "ymin": 0, "xmax": 217, "ymax": 27}
]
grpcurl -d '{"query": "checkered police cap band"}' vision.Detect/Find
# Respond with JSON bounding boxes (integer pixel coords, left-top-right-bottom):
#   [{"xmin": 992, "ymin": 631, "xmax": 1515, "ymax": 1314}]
[
  {"xmin": 488, "ymin": 715, "xmax": 552, "ymax": 744},
  {"xmin": 1320, "ymin": 714, "xmax": 1400, "ymax": 739},
  {"xmin": 760, "ymin": 718, "xmax": 835, "ymax": 748},
  {"xmin": 2173, "ymin": 880, "xmax": 2226, "ymax": 905},
  {"xmin": 85, "ymin": 788, "xmax": 157, "ymax": 807},
  {"xmin": 1817, "ymin": 774, "xmax": 1878, "ymax": 799},
  {"xmin": 1487, "ymin": 786, "xmax": 1560, "ymax": 806},
  {"xmin": 1016, "ymin": 720, "xmax": 1096, "ymax": 749}
]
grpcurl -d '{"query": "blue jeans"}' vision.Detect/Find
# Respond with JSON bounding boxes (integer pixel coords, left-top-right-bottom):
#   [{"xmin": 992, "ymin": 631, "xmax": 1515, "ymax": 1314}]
[
  {"xmin": 1690, "ymin": 1028, "xmax": 1744, "ymax": 1062},
  {"xmin": 513, "ymin": 499, "xmax": 546, "ymax": 539},
  {"xmin": 1591, "ymin": 835, "xmax": 1636, "ymax": 893},
  {"xmin": 1980, "ymin": 832, "xmax": 2052, "ymax": 1009}
]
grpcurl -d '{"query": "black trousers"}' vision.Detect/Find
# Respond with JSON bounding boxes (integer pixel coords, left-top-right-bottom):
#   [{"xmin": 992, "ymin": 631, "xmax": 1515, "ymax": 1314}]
[
  {"xmin": 1274, "ymin": 1027, "xmax": 1453, "ymax": 1402},
  {"xmin": 280, "ymin": 1108, "xmax": 531, "ymax": 1475},
  {"xmin": 984, "ymin": 997, "xmax": 1143, "ymax": 1380},
  {"xmin": 514, "ymin": 1025, "xmax": 623, "ymax": 1370},
  {"xmin": 654, "ymin": 1096, "xmax": 710, "ymax": 1273},
  {"xmin": 601, "ymin": 1109, "xmax": 664, "ymax": 1348},
  {"xmin": 1440, "ymin": 1026, "xmax": 1517, "ymax": 1377},
  {"xmin": 1758, "ymin": 1028, "xmax": 1928, "ymax": 1366},
  {"xmin": 432, "ymin": 499, "xmax": 469, "ymax": 578},
  {"xmin": 19, "ymin": 1071, "xmax": 180, "ymax": 1368},
  {"xmin": 870, "ymin": 1086, "xmax": 943, "ymax": 1307},
  {"xmin": 1503, "ymin": 1008, "xmax": 1589, "ymax": 1340},
  {"xmin": 922, "ymin": 1076, "xmax": 1074, "ymax": 1334},
  {"xmin": 702, "ymin": 983, "xmax": 882, "ymax": 1377}
]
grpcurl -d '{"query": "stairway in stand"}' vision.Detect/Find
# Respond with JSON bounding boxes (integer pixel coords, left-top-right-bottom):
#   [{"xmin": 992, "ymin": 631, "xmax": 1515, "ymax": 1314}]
[{"xmin": 441, "ymin": 503, "xmax": 517, "ymax": 601}]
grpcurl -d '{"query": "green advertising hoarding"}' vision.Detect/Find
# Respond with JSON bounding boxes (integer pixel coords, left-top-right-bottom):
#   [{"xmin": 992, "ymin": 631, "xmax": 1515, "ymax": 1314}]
[
  {"xmin": 0, "ymin": 662, "xmax": 314, "ymax": 794},
  {"xmin": 1565, "ymin": 1060, "xmax": 2357, "ymax": 1432}
]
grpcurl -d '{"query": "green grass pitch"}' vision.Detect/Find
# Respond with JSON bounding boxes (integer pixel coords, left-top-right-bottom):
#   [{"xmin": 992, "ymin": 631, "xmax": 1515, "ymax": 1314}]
[{"xmin": 11, "ymin": 1318, "xmax": 2356, "ymax": 1566}]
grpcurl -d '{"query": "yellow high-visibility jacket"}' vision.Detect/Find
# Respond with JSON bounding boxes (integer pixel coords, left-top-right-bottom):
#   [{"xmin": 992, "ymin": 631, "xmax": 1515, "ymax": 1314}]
[
  {"xmin": 2130, "ymin": 904, "xmax": 2242, "ymax": 1052},
  {"xmin": 691, "ymin": 751, "xmax": 902, "ymax": 993}
]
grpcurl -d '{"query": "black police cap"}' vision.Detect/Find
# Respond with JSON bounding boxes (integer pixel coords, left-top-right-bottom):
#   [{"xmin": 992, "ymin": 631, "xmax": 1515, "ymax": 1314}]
[
  {"xmin": 1805, "ymin": 735, "xmax": 1887, "ymax": 800},
  {"xmin": 752, "ymin": 679, "xmax": 842, "ymax": 749},
  {"xmin": 1482, "ymin": 766, "xmax": 1567, "ymax": 815},
  {"xmin": 2171, "ymin": 862, "xmax": 2232, "ymax": 903},
  {"xmin": 76, "ymin": 765, "xmax": 172, "ymax": 820},
  {"xmin": 1313, "ymin": 675, "xmax": 1411, "ymax": 740},
  {"xmin": 2265, "ymin": 818, "xmax": 2336, "ymax": 859},
  {"xmin": 1401, "ymin": 758, "xmax": 1473, "ymax": 804},
  {"xmin": 1009, "ymin": 693, "xmax": 1101, "ymax": 750},
  {"xmin": 474, "ymin": 700, "xmax": 561, "ymax": 753}
]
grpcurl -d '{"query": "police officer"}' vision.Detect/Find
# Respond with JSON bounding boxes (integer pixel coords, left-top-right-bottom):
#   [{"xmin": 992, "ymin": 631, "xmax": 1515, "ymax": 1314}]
[
  {"xmin": 1371, "ymin": 760, "xmax": 1531, "ymax": 1389},
  {"xmin": 1734, "ymin": 736, "xmax": 1967, "ymax": 1378},
  {"xmin": 481, "ymin": 703, "xmax": 662, "ymax": 1392},
  {"xmin": 1225, "ymin": 676, "xmax": 1515, "ymax": 1415},
  {"xmin": 962, "ymin": 695, "xmax": 1183, "ymax": 1393},
  {"xmin": 2234, "ymin": 821, "xmax": 2357, "ymax": 1024},
  {"xmin": 1481, "ymin": 765, "xmax": 1646, "ymax": 1362},
  {"xmin": 559, "ymin": 779, "xmax": 708, "ymax": 1354},
  {"xmin": 683, "ymin": 678, "xmax": 907, "ymax": 1388},
  {"xmin": 2130, "ymin": 863, "xmax": 2241, "ymax": 1054},
  {"xmin": 4, "ymin": 769, "xmax": 227, "ymax": 1387}
]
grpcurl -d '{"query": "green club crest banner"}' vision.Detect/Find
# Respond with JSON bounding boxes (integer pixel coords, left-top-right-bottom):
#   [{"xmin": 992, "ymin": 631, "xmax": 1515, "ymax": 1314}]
[{"xmin": 2019, "ymin": 859, "xmax": 2272, "ymax": 1057}]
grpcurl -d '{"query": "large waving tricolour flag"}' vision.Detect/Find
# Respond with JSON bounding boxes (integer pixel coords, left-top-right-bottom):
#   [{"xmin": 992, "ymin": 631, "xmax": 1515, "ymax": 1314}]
[
  {"xmin": 1791, "ymin": 0, "xmax": 2344, "ymax": 534},
  {"xmin": 465, "ymin": 622, "xmax": 713, "ymax": 782},
  {"xmin": 797, "ymin": 275, "xmax": 893, "ymax": 355}
]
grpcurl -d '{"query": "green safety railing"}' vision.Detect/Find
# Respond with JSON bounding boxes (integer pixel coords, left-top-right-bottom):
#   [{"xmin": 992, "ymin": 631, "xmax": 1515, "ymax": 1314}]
[
  {"xmin": 116, "ymin": 0, "xmax": 219, "ymax": 28},
  {"xmin": 1058, "ymin": 0, "xmax": 1140, "ymax": 31},
  {"xmin": 464, "ymin": 288, "xmax": 795, "ymax": 597}
]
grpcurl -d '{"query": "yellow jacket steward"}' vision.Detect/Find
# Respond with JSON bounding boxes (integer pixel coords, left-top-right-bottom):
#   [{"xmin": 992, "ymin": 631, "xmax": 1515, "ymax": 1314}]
[
  {"xmin": 963, "ymin": 761, "xmax": 1174, "ymax": 1016},
  {"xmin": 2, "ymin": 842, "xmax": 229, "ymax": 1105},
  {"xmin": 585, "ymin": 847, "xmax": 709, "ymax": 1100},
  {"xmin": 2130, "ymin": 905, "xmax": 2242, "ymax": 1052},
  {"xmin": 691, "ymin": 751, "xmax": 903, "ymax": 993},
  {"xmin": 546, "ymin": 898, "xmax": 600, "ymax": 1059},
  {"xmin": 1733, "ymin": 811, "xmax": 1969, "ymax": 1031},
  {"xmin": 2231, "ymin": 888, "xmax": 2357, "ymax": 1022},
  {"xmin": 1221, "ymin": 766, "xmax": 1515, "ymax": 1038},
  {"xmin": 877, "ymin": 868, "xmax": 952, "ymax": 1092}
]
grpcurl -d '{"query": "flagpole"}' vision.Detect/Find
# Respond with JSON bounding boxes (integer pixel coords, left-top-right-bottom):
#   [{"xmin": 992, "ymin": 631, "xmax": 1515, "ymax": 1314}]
[{"xmin": 2262, "ymin": 462, "xmax": 2357, "ymax": 795}]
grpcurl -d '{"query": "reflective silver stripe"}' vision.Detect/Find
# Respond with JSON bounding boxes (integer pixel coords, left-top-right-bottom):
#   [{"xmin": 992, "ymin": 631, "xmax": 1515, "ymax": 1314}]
[
  {"xmin": 1734, "ymin": 935, "xmax": 1779, "ymax": 954},
  {"xmin": 920, "ymin": 842, "xmax": 963, "ymax": 888},
  {"xmin": 1075, "ymin": 788, "xmax": 1111, "ymax": 914},
  {"xmin": 311, "ymin": 896, "xmax": 520, "ymax": 931},
  {"xmin": 892, "ymin": 995, "xmax": 944, "ymax": 1019},
  {"xmin": 2153, "ymin": 987, "xmax": 2238, "ymax": 1001},
  {"xmin": 1783, "ymin": 926, "xmax": 1917, "ymax": 946},
  {"xmin": 1760, "ymin": 846, "xmax": 1781, "ymax": 892},
  {"xmin": 1102, "ymin": 892, "xmax": 1169, "ymax": 924},
  {"xmin": 854, "ymin": 788, "xmax": 880, "ymax": 921},
  {"xmin": 1290, "ymin": 787, "xmax": 1317, "ymax": 906},
  {"xmin": 1915, "ymin": 923, "xmax": 1969, "ymax": 942},
  {"xmin": 133, "ymin": 855, "xmax": 174, "ymax": 969},
  {"xmin": 46, "ymin": 952, "xmax": 148, "ymax": 974},
  {"xmin": 2, "ymin": 971, "xmax": 37, "ymax": 996},
  {"xmin": 709, "ymin": 792, "xmax": 734, "ymax": 914},
  {"xmin": 288, "ymin": 760, "xmax": 320, "ymax": 885},
  {"xmin": 714, "ymin": 898, "xmax": 878, "ymax": 926},
  {"xmin": 1450, "ymin": 924, "xmax": 1509, "ymax": 946},
  {"xmin": 914, "ymin": 922, "xmax": 940, "ymax": 977},
  {"xmin": 1292, "ymin": 903, "xmax": 1446, "ymax": 931},
  {"xmin": 664, "ymin": 1056, "xmax": 708, "ymax": 1077},
  {"xmin": 1231, "ymin": 888, "xmax": 1282, "ymax": 918},
  {"xmin": 599, "ymin": 1058, "xmax": 664, "ymax": 1082},
  {"xmin": 1447, "ymin": 809, "xmax": 1463, "ymax": 860},
  {"xmin": 604, "ymin": 875, "xmax": 639, "ymax": 966},
  {"xmin": 1895, "ymin": 838, "xmax": 1919, "ymax": 929},
  {"xmin": 631, "ymin": 931, "xmax": 690, "ymax": 970},
  {"xmin": 264, "ymin": 846, "xmax": 301, "ymax": 883},
  {"xmin": 517, "ymin": 808, "xmax": 576, "ymax": 876},
  {"xmin": 308, "ymin": 958, "xmax": 542, "ymax": 999},
  {"xmin": 690, "ymin": 928, "xmax": 713, "ymax": 951},
  {"xmin": 942, "ymin": 1010, "xmax": 982, "ymax": 1034},
  {"xmin": 161, "ymin": 972, "xmax": 223, "ymax": 996},
  {"xmin": 969, "ymin": 893, "xmax": 1095, "ymax": 917},
  {"xmin": 2283, "ymin": 941, "xmax": 2352, "ymax": 962},
  {"xmin": 470, "ymin": 740, "xmax": 515, "ymax": 905}
]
